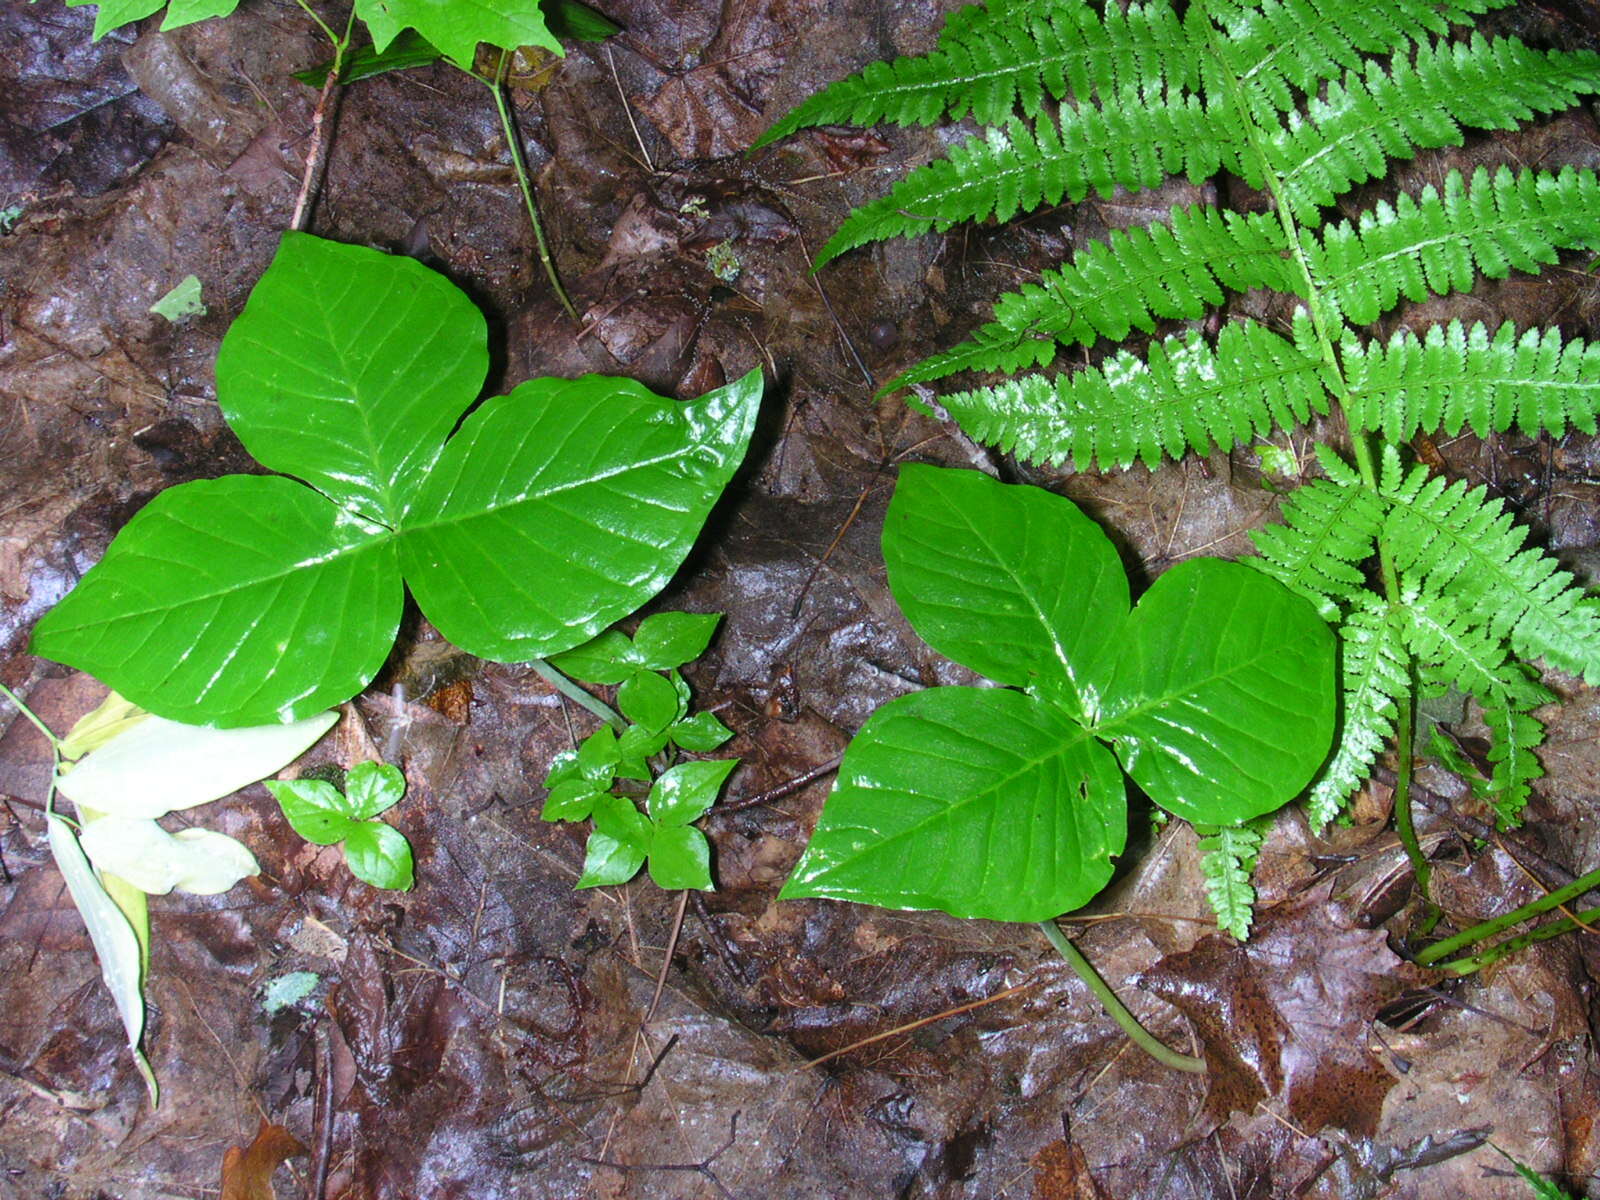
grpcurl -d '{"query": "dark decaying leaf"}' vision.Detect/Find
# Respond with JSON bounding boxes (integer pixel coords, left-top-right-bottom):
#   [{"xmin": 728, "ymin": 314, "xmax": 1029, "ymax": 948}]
[{"xmin": 1137, "ymin": 880, "xmax": 1419, "ymax": 1135}]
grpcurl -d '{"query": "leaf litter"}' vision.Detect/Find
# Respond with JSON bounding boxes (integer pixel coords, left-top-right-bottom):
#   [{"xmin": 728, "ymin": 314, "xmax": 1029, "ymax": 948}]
[{"xmin": 3, "ymin": 1, "xmax": 1600, "ymax": 1197}]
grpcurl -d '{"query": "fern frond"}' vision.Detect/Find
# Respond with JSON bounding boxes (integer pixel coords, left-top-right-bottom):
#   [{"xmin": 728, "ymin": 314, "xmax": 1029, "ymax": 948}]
[
  {"xmin": 1309, "ymin": 167, "xmax": 1600, "ymax": 326},
  {"xmin": 1379, "ymin": 447, "xmax": 1600, "ymax": 684},
  {"xmin": 1268, "ymin": 37, "xmax": 1600, "ymax": 221},
  {"xmin": 1196, "ymin": 819, "xmax": 1267, "ymax": 939},
  {"xmin": 816, "ymin": 98, "xmax": 1228, "ymax": 265},
  {"xmin": 888, "ymin": 205, "xmax": 1296, "ymax": 390},
  {"xmin": 1306, "ymin": 598, "xmax": 1409, "ymax": 829},
  {"xmin": 1247, "ymin": 445, "xmax": 1383, "ymax": 610},
  {"xmin": 1400, "ymin": 591, "xmax": 1553, "ymax": 711},
  {"xmin": 754, "ymin": 0, "xmax": 1199, "ymax": 148},
  {"xmin": 1341, "ymin": 320, "xmax": 1600, "ymax": 442},
  {"xmin": 934, "ymin": 320, "xmax": 1327, "ymax": 470},
  {"xmin": 1205, "ymin": 0, "xmax": 1509, "ymax": 116},
  {"xmin": 1482, "ymin": 702, "xmax": 1545, "ymax": 826}
]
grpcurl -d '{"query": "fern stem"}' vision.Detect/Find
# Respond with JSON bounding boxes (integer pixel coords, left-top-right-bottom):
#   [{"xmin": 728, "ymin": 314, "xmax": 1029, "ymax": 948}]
[
  {"xmin": 1432, "ymin": 903, "xmax": 1600, "ymax": 975},
  {"xmin": 1038, "ymin": 920, "xmax": 1206, "ymax": 1074},
  {"xmin": 482, "ymin": 54, "xmax": 579, "ymax": 321},
  {"xmin": 529, "ymin": 659, "xmax": 624, "ymax": 729},
  {"xmin": 1415, "ymin": 861, "xmax": 1600, "ymax": 967},
  {"xmin": 1386, "ymin": 677, "xmax": 1441, "ymax": 934}
]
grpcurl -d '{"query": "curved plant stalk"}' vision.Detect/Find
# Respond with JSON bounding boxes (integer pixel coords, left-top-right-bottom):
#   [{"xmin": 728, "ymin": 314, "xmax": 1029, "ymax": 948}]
[
  {"xmin": 291, "ymin": 1, "xmax": 357, "ymax": 231},
  {"xmin": 1433, "ymin": 903, "xmax": 1600, "ymax": 975},
  {"xmin": 481, "ymin": 51, "xmax": 579, "ymax": 320},
  {"xmin": 530, "ymin": 658, "xmax": 624, "ymax": 729},
  {"xmin": 1038, "ymin": 920, "xmax": 1205, "ymax": 1074}
]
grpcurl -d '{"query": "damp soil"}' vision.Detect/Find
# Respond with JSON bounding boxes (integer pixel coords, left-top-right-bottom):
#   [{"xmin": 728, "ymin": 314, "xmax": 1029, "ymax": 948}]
[{"xmin": 4, "ymin": 2, "xmax": 1600, "ymax": 1197}]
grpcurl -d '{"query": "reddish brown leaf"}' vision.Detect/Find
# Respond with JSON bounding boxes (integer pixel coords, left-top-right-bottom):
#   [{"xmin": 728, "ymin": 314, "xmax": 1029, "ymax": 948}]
[
  {"xmin": 1137, "ymin": 879, "xmax": 1418, "ymax": 1135},
  {"xmin": 220, "ymin": 1119, "xmax": 307, "ymax": 1200}
]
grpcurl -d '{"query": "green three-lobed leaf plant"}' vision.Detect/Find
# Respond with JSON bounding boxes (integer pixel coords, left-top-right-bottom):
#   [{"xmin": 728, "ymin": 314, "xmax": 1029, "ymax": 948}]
[
  {"xmin": 541, "ymin": 612, "xmax": 738, "ymax": 891},
  {"xmin": 30, "ymin": 233, "xmax": 761, "ymax": 728},
  {"xmin": 761, "ymin": 0, "xmax": 1600, "ymax": 859},
  {"xmin": 267, "ymin": 761, "xmax": 415, "ymax": 890},
  {"xmin": 781, "ymin": 465, "xmax": 1335, "ymax": 924}
]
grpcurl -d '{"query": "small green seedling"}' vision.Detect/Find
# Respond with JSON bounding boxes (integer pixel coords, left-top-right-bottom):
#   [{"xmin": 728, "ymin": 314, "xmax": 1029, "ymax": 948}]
[
  {"xmin": 540, "ymin": 612, "xmax": 738, "ymax": 891},
  {"xmin": 267, "ymin": 762, "xmax": 415, "ymax": 890}
]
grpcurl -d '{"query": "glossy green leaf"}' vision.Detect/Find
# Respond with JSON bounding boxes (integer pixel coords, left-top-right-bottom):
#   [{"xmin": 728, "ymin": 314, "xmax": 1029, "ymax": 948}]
[
  {"xmin": 618, "ymin": 670, "xmax": 681, "ymax": 733},
  {"xmin": 1095, "ymin": 558, "xmax": 1336, "ymax": 825},
  {"xmin": 79, "ymin": 818, "xmax": 259, "ymax": 896},
  {"xmin": 398, "ymin": 369, "xmax": 760, "ymax": 663},
  {"xmin": 648, "ymin": 759, "xmax": 738, "ymax": 826},
  {"xmin": 342, "ymin": 821, "xmax": 414, "ymax": 890},
  {"xmin": 632, "ymin": 612, "xmax": 721, "ymax": 669},
  {"xmin": 355, "ymin": 0, "xmax": 560, "ymax": 67},
  {"xmin": 33, "ymin": 235, "xmax": 760, "ymax": 728},
  {"xmin": 782, "ymin": 687, "xmax": 1127, "ymax": 922},
  {"xmin": 615, "ymin": 723, "xmax": 669, "ymax": 781},
  {"xmin": 215, "ymin": 232, "xmax": 488, "ymax": 527},
  {"xmin": 32, "ymin": 476, "xmax": 402, "ymax": 727},
  {"xmin": 670, "ymin": 710, "xmax": 734, "ymax": 751},
  {"xmin": 56, "ymin": 707, "xmax": 337, "ymax": 818},
  {"xmin": 344, "ymin": 761, "xmax": 405, "ymax": 819},
  {"xmin": 884, "ymin": 466, "xmax": 1127, "ymax": 718},
  {"xmin": 266, "ymin": 779, "xmax": 356, "ymax": 845},
  {"xmin": 294, "ymin": 31, "xmax": 444, "ymax": 87},
  {"xmin": 577, "ymin": 829, "xmax": 646, "ymax": 888},
  {"xmin": 541, "ymin": 780, "xmax": 605, "ymax": 821},
  {"xmin": 544, "ymin": 0, "xmax": 619, "ymax": 42},
  {"xmin": 648, "ymin": 826, "xmax": 713, "ymax": 891},
  {"xmin": 68, "ymin": 0, "xmax": 237, "ymax": 38},
  {"xmin": 576, "ymin": 727, "xmax": 619, "ymax": 783},
  {"xmin": 546, "ymin": 630, "xmax": 640, "ymax": 683}
]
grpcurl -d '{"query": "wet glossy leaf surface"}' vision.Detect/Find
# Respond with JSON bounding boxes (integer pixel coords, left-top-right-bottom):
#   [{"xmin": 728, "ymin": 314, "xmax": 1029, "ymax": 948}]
[{"xmin": 4, "ymin": 2, "xmax": 1600, "ymax": 1196}]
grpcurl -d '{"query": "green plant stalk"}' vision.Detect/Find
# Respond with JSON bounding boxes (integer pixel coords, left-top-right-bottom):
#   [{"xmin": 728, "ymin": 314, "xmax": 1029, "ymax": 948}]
[
  {"xmin": 1205, "ymin": 25, "xmax": 1433, "ymax": 913},
  {"xmin": 1416, "ymin": 860, "xmax": 1600, "ymax": 966},
  {"xmin": 482, "ymin": 52, "xmax": 579, "ymax": 321},
  {"xmin": 1038, "ymin": 920, "xmax": 1206, "ymax": 1074},
  {"xmin": 530, "ymin": 659, "xmax": 625, "ymax": 729},
  {"xmin": 0, "ymin": 681, "xmax": 61, "ymax": 819},
  {"xmin": 1434, "ymin": 902, "xmax": 1600, "ymax": 975}
]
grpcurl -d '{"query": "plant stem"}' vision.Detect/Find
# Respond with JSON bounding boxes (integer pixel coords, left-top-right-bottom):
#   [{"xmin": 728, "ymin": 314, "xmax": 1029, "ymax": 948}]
[
  {"xmin": 1433, "ymin": 903, "xmax": 1600, "ymax": 974},
  {"xmin": 1038, "ymin": 920, "xmax": 1206, "ymax": 1074},
  {"xmin": 0, "ymin": 681, "xmax": 62, "ymax": 820},
  {"xmin": 530, "ymin": 659, "xmax": 624, "ymax": 729},
  {"xmin": 1387, "ymin": 671, "xmax": 1440, "ymax": 936},
  {"xmin": 1415, "ymin": 861, "xmax": 1600, "ymax": 967},
  {"xmin": 481, "ymin": 53, "xmax": 578, "ymax": 320},
  {"xmin": 290, "ymin": 2, "xmax": 354, "ymax": 232}
]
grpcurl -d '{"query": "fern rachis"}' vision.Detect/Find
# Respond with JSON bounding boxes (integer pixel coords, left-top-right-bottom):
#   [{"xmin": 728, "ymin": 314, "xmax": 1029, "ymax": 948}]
[{"xmin": 761, "ymin": 0, "xmax": 1600, "ymax": 932}]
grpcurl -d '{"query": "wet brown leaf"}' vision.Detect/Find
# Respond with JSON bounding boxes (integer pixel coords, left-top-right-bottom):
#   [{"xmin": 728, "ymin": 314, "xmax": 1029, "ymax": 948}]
[
  {"xmin": 1138, "ymin": 880, "xmax": 1416, "ymax": 1135},
  {"xmin": 219, "ymin": 1119, "xmax": 306, "ymax": 1200}
]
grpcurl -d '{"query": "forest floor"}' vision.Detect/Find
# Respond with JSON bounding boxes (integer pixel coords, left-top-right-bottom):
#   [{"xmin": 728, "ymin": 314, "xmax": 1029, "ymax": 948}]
[{"xmin": 3, "ymin": 1, "xmax": 1600, "ymax": 1197}]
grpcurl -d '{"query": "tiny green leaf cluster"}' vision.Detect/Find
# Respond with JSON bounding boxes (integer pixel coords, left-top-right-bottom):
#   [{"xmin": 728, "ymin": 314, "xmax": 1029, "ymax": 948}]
[
  {"xmin": 267, "ymin": 762, "xmax": 415, "ymax": 890},
  {"xmin": 781, "ymin": 465, "xmax": 1334, "ymax": 925},
  {"xmin": 541, "ymin": 614, "xmax": 737, "ymax": 891},
  {"xmin": 31, "ymin": 233, "xmax": 761, "ymax": 729}
]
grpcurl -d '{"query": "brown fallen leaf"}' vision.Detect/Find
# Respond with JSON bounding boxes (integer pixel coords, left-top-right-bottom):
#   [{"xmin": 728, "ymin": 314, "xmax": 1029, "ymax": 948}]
[
  {"xmin": 220, "ymin": 1118, "xmax": 307, "ymax": 1200},
  {"xmin": 1136, "ymin": 878, "xmax": 1421, "ymax": 1136}
]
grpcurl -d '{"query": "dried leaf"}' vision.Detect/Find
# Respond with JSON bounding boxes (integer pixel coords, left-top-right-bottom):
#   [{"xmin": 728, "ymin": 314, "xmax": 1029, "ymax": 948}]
[{"xmin": 220, "ymin": 1119, "xmax": 307, "ymax": 1200}]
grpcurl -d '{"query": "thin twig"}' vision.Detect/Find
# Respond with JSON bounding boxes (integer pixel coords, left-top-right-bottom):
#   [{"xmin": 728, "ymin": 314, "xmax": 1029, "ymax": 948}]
[
  {"xmin": 309, "ymin": 1021, "xmax": 334, "ymax": 1200},
  {"xmin": 288, "ymin": 4, "xmax": 354, "ymax": 232},
  {"xmin": 797, "ymin": 982, "xmax": 1038, "ymax": 1070},
  {"xmin": 644, "ymin": 889, "xmax": 689, "ymax": 1024},
  {"xmin": 713, "ymin": 755, "xmax": 841, "ymax": 815}
]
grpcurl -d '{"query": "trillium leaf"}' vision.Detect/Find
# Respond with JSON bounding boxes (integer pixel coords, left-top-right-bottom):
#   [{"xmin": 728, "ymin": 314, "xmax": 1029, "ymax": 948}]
[
  {"xmin": 343, "ymin": 761, "xmax": 405, "ymax": 819},
  {"xmin": 632, "ymin": 612, "xmax": 722, "ymax": 670},
  {"xmin": 32, "ymin": 476, "xmax": 401, "ymax": 728},
  {"xmin": 647, "ymin": 826, "xmax": 714, "ymax": 891},
  {"xmin": 1095, "ymin": 558, "xmax": 1336, "ymax": 826},
  {"xmin": 354, "ymin": 0, "xmax": 560, "ymax": 68},
  {"xmin": 266, "ymin": 779, "xmax": 358, "ymax": 845},
  {"xmin": 215, "ymin": 233, "xmax": 488, "ymax": 527},
  {"xmin": 342, "ymin": 821, "xmax": 414, "ymax": 890},
  {"xmin": 57, "ymin": 707, "xmax": 338, "ymax": 818},
  {"xmin": 884, "ymin": 466, "xmax": 1128, "ymax": 720},
  {"xmin": 397, "ymin": 369, "xmax": 761, "ymax": 663},
  {"xmin": 79, "ymin": 817, "xmax": 260, "ymax": 896},
  {"xmin": 781, "ymin": 687, "xmax": 1127, "ymax": 922},
  {"xmin": 647, "ymin": 758, "xmax": 738, "ymax": 826}
]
